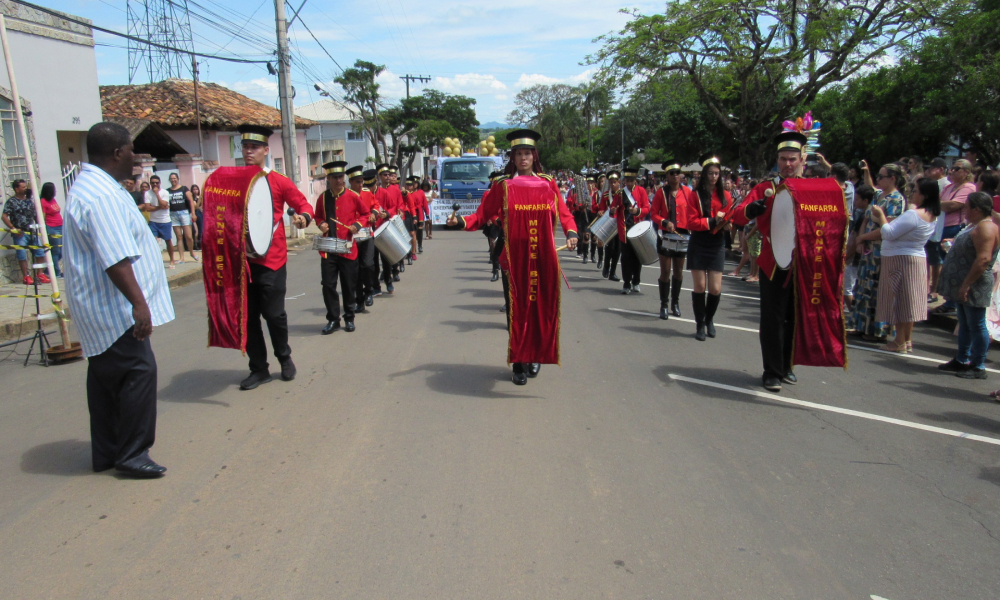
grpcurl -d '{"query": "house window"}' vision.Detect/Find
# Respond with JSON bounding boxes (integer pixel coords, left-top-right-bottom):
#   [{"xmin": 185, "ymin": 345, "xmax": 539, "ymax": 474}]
[
  {"xmin": 0, "ymin": 96, "xmax": 31, "ymax": 183},
  {"xmin": 346, "ymin": 130, "xmax": 361, "ymax": 141},
  {"xmin": 273, "ymin": 158, "xmax": 284, "ymax": 174}
]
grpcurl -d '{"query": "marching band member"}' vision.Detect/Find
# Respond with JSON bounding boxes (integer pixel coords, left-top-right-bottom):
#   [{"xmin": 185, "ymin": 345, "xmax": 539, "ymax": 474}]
[
  {"xmin": 235, "ymin": 124, "xmax": 314, "ymax": 391},
  {"xmin": 593, "ymin": 173, "xmax": 607, "ymax": 269},
  {"xmin": 678, "ymin": 153, "xmax": 733, "ymax": 341},
  {"xmin": 585, "ymin": 174, "xmax": 598, "ymax": 264},
  {"xmin": 314, "ymin": 161, "xmax": 367, "ymax": 335},
  {"xmin": 601, "ymin": 172, "xmax": 622, "ymax": 282},
  {"xmin": 410, "ymin": 177, "xmax": 429, "ymax": 253},
  {"xmin": 349, "ymin": 166, "xmax": 379, "ymax": 309},
  {"xmin": 613, "ymin": 167, "xmax": 651, "ymax": 294},
  {"xmin": 733, "ymin": 131, "xmax": 809, "ymax": 391},
  {"xmin": 388, "ymin": 166, "xmax": 412, "ymax": 269},
  {"xmin": 375, "ymin": 163, "xmax": 401, "ymax": 292},
  {"xmin": 650, "ymin": 159, "xmax": 693, "ymax": 319},
  {"xmin": 567, "ymin": 174, "xmax": 590, "ymax": 263},
  {"xmin": 484, "ymin": 171, "xmax": 506, "ymax": 283},
  {"xmin": 445, "ymin": 129, "xmax": 578, "ymax": 385}
]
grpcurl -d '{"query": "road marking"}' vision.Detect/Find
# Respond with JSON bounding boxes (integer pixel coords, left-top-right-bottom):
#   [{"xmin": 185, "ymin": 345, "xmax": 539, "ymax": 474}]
[
  {"xmin": 668, "ymin": 374, "xmax": 1000, "ymax": 447},
  {"xmin": 608, "ymin": 307, "xmax": 759, "ymax": 332},
  {"xmin": 607, "ymin": 307, "xmax": 1000, "ymax": 374},
  {"xmin": 576, "ymin": 275, "xmax": 760, "ymax": 300},
  {"xmin": 286, "ymin": 293, "xmax": 306, "ymax": 300}
]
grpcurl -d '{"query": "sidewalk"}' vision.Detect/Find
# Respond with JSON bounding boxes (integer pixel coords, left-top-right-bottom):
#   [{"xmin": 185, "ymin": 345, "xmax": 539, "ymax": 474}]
[{"xmin": 0, "ymin": 233, "xmax": 315, "ymax": 344}]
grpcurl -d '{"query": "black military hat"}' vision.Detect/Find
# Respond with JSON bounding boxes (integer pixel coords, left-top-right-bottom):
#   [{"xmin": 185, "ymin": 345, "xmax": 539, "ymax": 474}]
[
  {"xmin": 346, "ymin": 165, "xmax": 364, "ymax": 179},
  {"xmin": 323, "ymin": 160, "xmax": 349, "ymax": 176},
  {"xmin": 388, "ymin": 165, "xmax": 399, "ymax": 174},
  {"xmin": 362, "ymin": 168, "xmax": 378, "ymax": 185},
  {"xmin": 698, "ymin": 152, "xmax": 721, "ymax": 168},
  {"xmin": 775, "ymin": 131, "xmax": 809, "ymax": 153},
  {"xmin": 606, "ymin": 170, "xmax": 621, "ymax": 180},
  {"xmin": 505, "ymin": 128, "xmax": 541, "ymax": 150},
  {"xmin": 237, "ymin": 124, "xmax": 273, "ymax": 145},
  {"xmin": 376, "ymin": 163, "xmax": 390, "ymax": 174},
  {"xmin": 622, "ymin": 168, "xmax": 639, "ymax": 178},
  {"xmin": 661, "ymin": 159, "xmax": 682, "ymax": 173},
  {"xmin": 585, "ymin": 174, "xmax": 595, "ymax": 182}
]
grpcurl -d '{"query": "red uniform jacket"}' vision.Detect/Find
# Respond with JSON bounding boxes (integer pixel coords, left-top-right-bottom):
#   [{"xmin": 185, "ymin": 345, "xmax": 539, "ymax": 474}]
[
  {"xmin": 249, "ymin": 170, "xmax": 315, "ymax": 271},
  {"xmin": 609, "ymin": 184, "xmax": 651, "ymax": 242},
  {"xmin": 678, "ymin": 188, "xmax": 733, "ymax": 233},
  {"xmin": 731, "ymin": 177, "xmax": 786, "ymax": 278},
  {"xmin": 650, "ymin": 186, "xmax": 696, "ymax": 232},
  {"xmin": 385, "ymin": 184, "xmax": 405, "ymax": 217},
  {"xmin": 358, "ymin": 187, "xmax": 380, "ymax": 228},
  {"xmin": 409, "ymin": 189, "xmax": 429, "ymax": 220},
  {"xmin": 313, "ymin": 188, "xmax": 368, "ymax": 261},
  {"xmin": 461, "ymin": 174, "xmax": 576, "ymax": 237},
  {"xmin": 590, "ymin": 189, "xmax": 600, "ymax": 212}
]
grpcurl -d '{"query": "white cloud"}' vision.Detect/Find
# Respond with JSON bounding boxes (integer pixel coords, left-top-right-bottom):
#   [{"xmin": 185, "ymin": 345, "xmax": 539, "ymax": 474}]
[
  {"xmin": 222, "ymin": 78, "xmax": 279, "ymax": 104},
  {"xmin": 434, "ymin": 73, "xmax": 507, "ymax": 94},
  {"xmin": 514, "ymin": 69, "xmax": 594, "ymax": 89}
]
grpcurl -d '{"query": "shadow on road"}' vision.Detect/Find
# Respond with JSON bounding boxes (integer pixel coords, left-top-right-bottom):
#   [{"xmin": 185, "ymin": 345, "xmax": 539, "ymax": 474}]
[
  {"xmin": 449, "ymin": 303, "xmax": 504, "ymax": 314},
  {"xmin": 652, "ymin": 365, "xmax": 805, "ymax": 411},
  {"xmin": 158, "ymin": 369, "xmax": 239, "ymax": 406},
  {"xmin": 883, "ymin": 379, "xmax": 990, "ymax": 404},
  {"xmin": 980, "ymin": 466, "xmax": 1000, "ymax": 487},
  {"xmin": 21, "ymin": 439, "xmax": 93, "ymax": 476},
  {"xmin": 388, "ymin": 363, "xmax": 538, "ymax": 399},
  {"xmin": 619, "ymin": 324, "xmax": 690, "ymax": 340},
  {"xmin": 454, "ymin": 288, "xmax": 503, "ymax": 299},
  {"xmin": 914, "ymin": 411, "xmax": 1000, "ymax": 435},
  {"xmin": 440, "ymin": 320, "xmax": 507, "ymax": 333}
]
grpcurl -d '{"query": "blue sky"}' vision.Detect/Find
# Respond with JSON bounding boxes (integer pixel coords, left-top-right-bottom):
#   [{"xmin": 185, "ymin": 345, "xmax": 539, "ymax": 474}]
[{"xmin": 45, "ymin": 0, "xmax": 664, "ymax": 124}]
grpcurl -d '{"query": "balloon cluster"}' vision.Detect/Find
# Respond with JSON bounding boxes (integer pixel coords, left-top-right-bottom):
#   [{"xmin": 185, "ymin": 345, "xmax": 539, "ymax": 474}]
[
  {"xmin": 442, "ymin": 137, "xmax": 464, "ymax": 157},
  {"xmin": 783, "ymin": 111, "xmax": 822, "ymax": 149},
  {"xmin": 478, "ymin": 135, "xmax": 499, "ymax": 157}
]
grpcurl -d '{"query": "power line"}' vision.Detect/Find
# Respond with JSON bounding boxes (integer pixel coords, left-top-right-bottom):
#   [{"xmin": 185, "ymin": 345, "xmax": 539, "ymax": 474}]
[
  {"xmin": 13, "ymin": 0, "xmax": 271, "ymax": 64},
  {"xmin": 285, "ymin": 4, "xmax": 343, "ymax": 73}
]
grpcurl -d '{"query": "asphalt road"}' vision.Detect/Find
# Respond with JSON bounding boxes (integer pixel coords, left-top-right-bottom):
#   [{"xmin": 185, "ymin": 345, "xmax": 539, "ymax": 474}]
[{"xmin": 1, "ymin": 229, "xmax": 998, "ymax": 599}]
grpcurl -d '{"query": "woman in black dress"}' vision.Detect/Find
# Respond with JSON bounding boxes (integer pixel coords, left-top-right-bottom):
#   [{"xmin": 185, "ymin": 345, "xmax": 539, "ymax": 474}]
[{"xmin": 679, "ymin": 153, "xmax": 733, "ymax": 341}]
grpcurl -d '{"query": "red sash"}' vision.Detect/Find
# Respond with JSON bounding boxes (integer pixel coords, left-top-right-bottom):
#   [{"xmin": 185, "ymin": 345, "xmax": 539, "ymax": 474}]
[
  {"xmin": 785, "ymin": 178, "xmax": 848, "ymax": 368},
  {"xmin": 502, "ymin": 178, "xmax": 561, "ymax": 364},
  {"xmin": 202, "ymin": 166, "xmax": 262, "ymax": 351}
]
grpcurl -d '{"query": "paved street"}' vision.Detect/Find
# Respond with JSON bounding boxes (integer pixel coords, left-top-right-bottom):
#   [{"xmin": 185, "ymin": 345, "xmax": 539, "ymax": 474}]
[{"xmin": 1, "ymin": 230, "xmax": 998, "ymax": 599}]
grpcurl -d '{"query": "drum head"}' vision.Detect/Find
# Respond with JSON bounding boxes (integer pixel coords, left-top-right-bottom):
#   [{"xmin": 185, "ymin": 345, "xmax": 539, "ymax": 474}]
[
  {"xmin": 246, "ymin": 172, "xmax": 274, "ymax": 257},
  {"xmin": 627, "ymin": 220, "xmax": 652, "ymax": 239},
  {"xmin": 771, "ymin": 188, "xmax": 796, "ymax": 269},
  {"xmin": 374, "ymin": 221, "xmax": 392, "ymax": 235}
]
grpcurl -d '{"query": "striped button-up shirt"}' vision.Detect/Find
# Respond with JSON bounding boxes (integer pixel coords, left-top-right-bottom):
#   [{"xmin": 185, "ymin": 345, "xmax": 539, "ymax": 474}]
[{"xmin": 65, "ymin": 164, "xmax": 175, "ymax": 357}]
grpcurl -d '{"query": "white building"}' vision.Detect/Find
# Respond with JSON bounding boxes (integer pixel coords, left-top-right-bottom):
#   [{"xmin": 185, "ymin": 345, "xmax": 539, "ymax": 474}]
[{"xmin": 0, "ymin": 1, "xmax": 102, "ymax": 281}]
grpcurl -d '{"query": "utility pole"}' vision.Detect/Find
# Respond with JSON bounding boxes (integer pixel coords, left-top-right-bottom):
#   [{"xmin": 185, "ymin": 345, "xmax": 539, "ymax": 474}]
[
  {"xmin": 191, "ymin": 55, "xmax": 204, "ymax": 159},
  {"xmin": 273, "ymin": 0, "xmax": 299, "ymax": 183},
  {"xmin": 399, "ymin": 74, "xmax": 430, "ymax": 99}
]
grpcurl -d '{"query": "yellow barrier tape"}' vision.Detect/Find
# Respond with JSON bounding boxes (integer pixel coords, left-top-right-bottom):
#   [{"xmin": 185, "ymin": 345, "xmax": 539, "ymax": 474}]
[
  {"xmin": 0, "ymin": 227, "xmax": 60, "ymax": 237},
  {"xmin": 0, "ymin": 293, "xmax": 53, "ymax": 298},
  {"xmin": 0, "ymin": 244, "xmax": 51, "ymax": 250}
]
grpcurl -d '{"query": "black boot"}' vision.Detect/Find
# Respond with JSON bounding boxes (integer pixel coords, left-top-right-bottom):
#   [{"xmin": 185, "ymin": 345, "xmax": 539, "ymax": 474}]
[
  {"xmin": 692, "ymin": 291, "xmax": 707, "ymax": 341},
  {"xmin": 670, "ymin": 278, "xmax": 683, "ymax": 317},
  {"xmin": 491, "ymin": 269, "xmax": 500, "ymax": 282},
  {"xmin": 590, "ymin": 241, "xmax": 597, "ymax": 262},
  {"xmin": 658, "ymin": 280, "xmax": 669, "ymax": 320},
  {"xmin": 705, "ymin": 293, "xmax": 721, "ymax": 338}
]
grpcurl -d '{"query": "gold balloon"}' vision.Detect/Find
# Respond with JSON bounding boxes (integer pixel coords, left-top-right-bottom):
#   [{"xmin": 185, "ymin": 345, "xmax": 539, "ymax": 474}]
[
  {"xmin": 490, "ymin": 149, "xmax": 498, "ymax": 156},
  {"xmin": 486, "ymin": 142, "xmax": 495, "ymax": 150},
  {"xmin": 487, "ymin": 135, "xmax": 495, "ymax": 143}
]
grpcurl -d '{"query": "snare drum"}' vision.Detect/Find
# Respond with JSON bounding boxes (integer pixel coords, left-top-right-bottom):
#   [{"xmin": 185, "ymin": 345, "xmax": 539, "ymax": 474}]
[
  {"xmin": 354, "ymin": 227, "xmax": 373, "ymax": 242},
  {"xmin": 589, "ymin": 212, "xmax": 617, "ymax": 246},
  {"xmin": 659, "ymin": 233, "xmax": 690, "ymax": 255},
  {"xmin": 312, "ymin": 236, "xmax": 353, "ymax": 254},
  {"xmin": 245, "ymin": 172, "xmax": 276, "ymax": 258}
]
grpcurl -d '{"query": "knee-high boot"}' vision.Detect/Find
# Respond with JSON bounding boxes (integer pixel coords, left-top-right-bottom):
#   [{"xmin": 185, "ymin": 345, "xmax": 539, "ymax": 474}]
[
  {"xmin": 670, "ymin": 277, "xmax": 683, "ymax": 317},
  {"xmin": 705, "ymin": 293, "xmax": 721, "ymax": 339},
  {"xmin": 692, "ymin": 291, "xmax": 707, "ymax": 341},
  {"xmin": 658, "ymin": 280, "xmax": 669, "ymax": 320}
]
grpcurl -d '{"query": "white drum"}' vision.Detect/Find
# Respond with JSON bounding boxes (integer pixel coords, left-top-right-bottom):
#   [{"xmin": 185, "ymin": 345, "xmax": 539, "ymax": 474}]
[
  {"xmin": 374, "ymin": 219, "xmax": 411, "ymax": 264},
  {"xmin": 589, "ymin": 212, "xmax": 617, "ymax": 246},
  {"xmin": 245, "ymin": 172, "xmax": 275, "ymax": 258},
  {"xmin": 626, "ymin": 221, "xmax": 660, "ymax": 265},
  {"xmin": 390, "ymin": 214, "xmax": 408, "ymax": 239},
  {"xmin": 312, "ymin": 236, "xmax": 353, "ymax": 254},
  {"xmin": 354, "ymin": 226, "xmax": 372, "ymax": 242},
  {"xmin": 660, "ymin": 233, "xmax": 690, "ymax": 254},
  {"xmin": 770, "ymin": 187, "xmax": 796, "ymax": 269}
]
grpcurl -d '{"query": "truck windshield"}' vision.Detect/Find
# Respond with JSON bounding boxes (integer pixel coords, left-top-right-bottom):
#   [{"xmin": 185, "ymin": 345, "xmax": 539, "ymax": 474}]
[{"xmin": 442, "ymin": 161, "xmax": 493, "ymax": 182}]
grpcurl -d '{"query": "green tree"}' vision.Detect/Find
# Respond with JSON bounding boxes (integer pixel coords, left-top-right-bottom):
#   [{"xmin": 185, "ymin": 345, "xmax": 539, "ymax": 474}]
[
  {"xmin": 590, "ymin": 0, "xmax": 962, "ymax": 175},
  {"xmin": 335, "ymin": 60, "xmax": 388, "ymax": 162},
  {"xmin": 383, "ymin": 89, "xmax": 480, "ymax": 177}
]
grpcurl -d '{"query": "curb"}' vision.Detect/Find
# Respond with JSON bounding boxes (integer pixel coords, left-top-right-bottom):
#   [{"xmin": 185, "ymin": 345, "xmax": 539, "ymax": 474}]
[{"xmin": 0, "ymin": 235, "xmax": 315, "ymax": 344}]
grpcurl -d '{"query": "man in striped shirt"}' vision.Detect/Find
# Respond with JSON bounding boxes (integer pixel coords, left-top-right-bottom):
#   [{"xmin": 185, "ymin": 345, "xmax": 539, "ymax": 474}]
[{"xmin": 64, "ymin": 122, "xmax": 175, "ymax": 478}]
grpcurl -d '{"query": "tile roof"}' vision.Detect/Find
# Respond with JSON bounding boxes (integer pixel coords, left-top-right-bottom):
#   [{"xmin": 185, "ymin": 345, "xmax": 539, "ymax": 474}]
[{"xmin": 100, "ymin": 78, "xmax": 315, "ymax": 130}]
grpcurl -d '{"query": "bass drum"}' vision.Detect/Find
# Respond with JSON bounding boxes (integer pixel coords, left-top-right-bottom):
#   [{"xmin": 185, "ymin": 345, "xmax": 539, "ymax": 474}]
[
  {"xmin": 245, "ymin": 172, "xmax": 275, "ymax": 258},
  {"xmin": 374, "ymin": 219, "xmax": 411, "ymax": 264},
  {"xmin": 770, "ymin": 187, "xmax": 796, "ymax": 270},
  {"xmin": 626, "ymin": 221, "xmax": 660, "ymax": 265}
]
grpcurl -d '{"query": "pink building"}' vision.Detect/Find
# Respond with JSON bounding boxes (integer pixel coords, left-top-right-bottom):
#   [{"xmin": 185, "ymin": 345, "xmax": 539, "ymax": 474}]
[{"xmin": 100, "ymin": 79, "xmax": 315, "ymax": 197}]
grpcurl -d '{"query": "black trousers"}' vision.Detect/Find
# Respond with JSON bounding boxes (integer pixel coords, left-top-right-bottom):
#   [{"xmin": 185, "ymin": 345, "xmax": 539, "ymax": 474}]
[
  {"xmin": 356, "ymin": 239, "xmax": 375, "ymax": 298},
  {"xmin": 490, "ymin": 234, "xmax": 504, "ymax": 271},
  {"xmin": 605, "ymin": 236, "xmax": 620, "ymax": 276},
  {"xmin": 247, "ymin": 263, "xmax": 291, "ymax": 374},
  {"xmin": 621, "ymin": 240, "xmax": 641, "ymax": 286},
  {"xmin": 377, "ymin": 250, "xmax": 396, "ymax": 284},
  {"xmin": 758, "ymin": 268, "xmax": 796, "ymax": 380},
  {"xmin": 416, "ymin": 226, "xmax": 424, "ymax": 248},
  {"xmin": 321, "ymin": 253, "xmax": 357, "ymax": 322},
  {"xmin": 86, "ymin": 326, "xmax": 158, "ymax": 471}
]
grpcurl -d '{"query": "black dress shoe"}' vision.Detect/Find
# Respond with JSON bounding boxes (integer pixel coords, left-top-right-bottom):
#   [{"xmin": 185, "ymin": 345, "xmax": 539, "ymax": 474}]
[
  {"xmin": 695, "ymin": 325, "xmax": 707, "ymax": 341},
  {"xmin": 706, "ymin": 322, "xmax": 716, "ymax": 338},
  {"xmin": 763, "ymin": 377, "xmax": 782, "ymax": 392},
  {"xmin": 609, "ymin": 274, "xmax": 621, "ymax": 282},
  {"xmin": 400, "ymin": 264, "xmax": 406, "ymax": 273},
  {"xmin": 386, "ymin": 282, "xmax": 395, "ymax": 294},
  {"xmin": 407, "ymin": 257, "xmax": 413, "ymax": 265},
  {"xmin": 365, "ymin": 294, "xmax": 374, "ymax": 306},
  {"xmin": 512, "ymin": 371, "xmax": 528, "ymax": 385},
  {"xmin": 782, "ymin": 372, "xmax": 797, "ymax": 385},
  {"xmin": 355, "ymin": 304, "xmax": 368, "ymax": 314},
  {"xmin": 597, "ymin": 259, "xmax": 604, "ymax": 269},
  {"xmin": 938, "ymin": 358, "xmax": 971, "ymax": 372},
  {"xmin": 240, "ymin": 370, "xmax": 272, "ymax": 390},
  {"xmin": 280, "ymin": 359, "xmax": 296, "ymax": 381},
  {"xmin": 582, "ymin": 255, "xmax": 588, "ymax": 264},
  {"xmin": 344, "ymin": 320, "xmax": 356, "ymax": 333},
  {"xmin": 322, "ymin": 321, "xmax": 341, "ymax": 335},
  {"xmin": 116, "ymin": 460, "xmax": 167, "ymax": 478},
  {"xmin": 491, "ymin": 270, "xmax": 500, "ymax": 282},
  {"xmin": 392, "ymin": 274, "xmax": 400, "ymax": 282},
  {"xmin": 418, "ymin": 247, "xmax": 423, "ymax": 253},
  {"xmin": 527, "ymin": 363, "xmax": 541, "ymax": 378},
  {"xmin": 601, "ymin": 267, "xmax": 609, "ymax": 278},
  {"xmin": 659, "ymin": 304, "xmax": 669, "ymax": 320}
]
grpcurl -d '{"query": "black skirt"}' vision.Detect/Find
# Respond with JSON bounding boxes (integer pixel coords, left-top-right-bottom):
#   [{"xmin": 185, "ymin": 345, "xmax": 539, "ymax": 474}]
[{"xmin": 686, "ymin": 229, "xmax": 726, "ymax": 272}]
